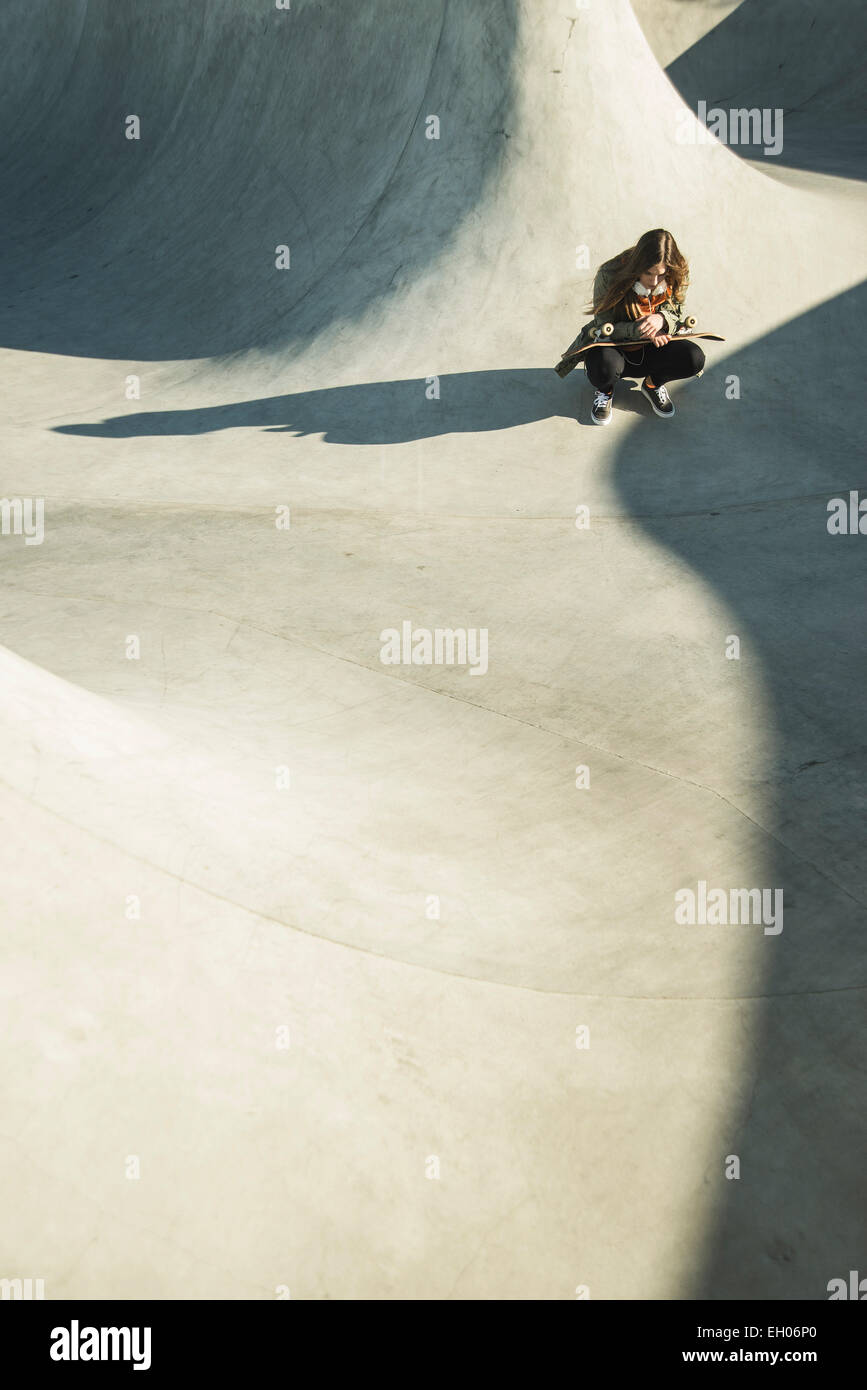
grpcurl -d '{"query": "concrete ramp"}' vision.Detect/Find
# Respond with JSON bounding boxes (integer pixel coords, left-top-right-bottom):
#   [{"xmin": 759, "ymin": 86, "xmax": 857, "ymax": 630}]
[
  {"xmin": 1, "ymin": 0, "xmax": 865, "ymax": 1299},
  {"xmin": 1, "ymin": 0, "xmax": 520, "ymax": 360}
]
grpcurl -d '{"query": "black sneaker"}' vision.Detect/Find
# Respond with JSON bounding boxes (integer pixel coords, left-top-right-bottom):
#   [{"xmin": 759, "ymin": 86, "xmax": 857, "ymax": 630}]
[
  {"xmin": 640, "ymin": 379, "xmax": 675, "ymax": 418},
  {"xmin": 591, "ymin": 388, "xmax": 613, "ymax": 426}
]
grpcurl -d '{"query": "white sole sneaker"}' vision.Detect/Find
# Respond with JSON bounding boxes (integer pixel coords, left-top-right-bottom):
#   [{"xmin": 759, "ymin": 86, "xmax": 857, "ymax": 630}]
[
  {"xmin": 591, "ymin": 394, "xmax": 613, "ymax": 426},
  {"xmin": 640, "ymin": 383, "xmax": 676, "ymax": 419}
]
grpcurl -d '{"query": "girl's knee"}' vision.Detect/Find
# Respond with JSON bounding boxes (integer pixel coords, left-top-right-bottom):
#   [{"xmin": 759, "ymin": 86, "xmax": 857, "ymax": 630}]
[
  {"xmin": 596, "ymin": 346, "xmax": 624, "ymax": 373},
  {"xmin": 586, "ymin": 346, "xmax": 623, "ymax": 389},
  {"xmin": 683, "ymin": 341, "xmax": 705, "ymax": 374}
]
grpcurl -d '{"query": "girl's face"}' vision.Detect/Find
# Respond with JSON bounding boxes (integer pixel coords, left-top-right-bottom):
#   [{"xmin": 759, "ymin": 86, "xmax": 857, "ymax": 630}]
[{"xmin": 638, "ymin": 261, "xmax": 667, "ymax": 290}]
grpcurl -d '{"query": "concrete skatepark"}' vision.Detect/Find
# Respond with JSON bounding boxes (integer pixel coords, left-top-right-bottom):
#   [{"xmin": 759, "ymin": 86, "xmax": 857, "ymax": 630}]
[{"xmin": 1, "ymin": 0, "xmax": 865, "ymax": 1299}]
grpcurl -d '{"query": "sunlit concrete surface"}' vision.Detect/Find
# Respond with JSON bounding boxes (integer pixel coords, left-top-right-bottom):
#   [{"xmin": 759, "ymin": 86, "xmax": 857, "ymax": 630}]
[{"xmin": 1, "ymin": 0, "xmax": 865, "ymax": 1299}]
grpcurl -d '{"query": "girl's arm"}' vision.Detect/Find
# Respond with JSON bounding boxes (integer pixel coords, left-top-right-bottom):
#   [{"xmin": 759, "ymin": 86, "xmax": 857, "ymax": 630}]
[{"xmin": 659, "ymin": 299, "xmax": 687, "ymax": 335}]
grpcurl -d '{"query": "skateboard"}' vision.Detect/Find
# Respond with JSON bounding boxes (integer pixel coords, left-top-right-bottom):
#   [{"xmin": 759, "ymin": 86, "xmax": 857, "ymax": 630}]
[{"xmin": 554, "ymin": 319, "xmax": 724, "ymax": 377}]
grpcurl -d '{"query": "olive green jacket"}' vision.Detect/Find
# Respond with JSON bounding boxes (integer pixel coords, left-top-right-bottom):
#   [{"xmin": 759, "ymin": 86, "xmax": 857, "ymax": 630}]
[{"xmin": 563, "ymin": 258, "xmax": 690, "ymax": 358}]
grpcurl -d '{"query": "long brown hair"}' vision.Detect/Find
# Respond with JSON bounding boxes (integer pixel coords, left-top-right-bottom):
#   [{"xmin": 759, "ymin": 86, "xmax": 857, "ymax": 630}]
[{"xmin": 591, "ymin": 229, "xmax": 689, "ymax": 316}]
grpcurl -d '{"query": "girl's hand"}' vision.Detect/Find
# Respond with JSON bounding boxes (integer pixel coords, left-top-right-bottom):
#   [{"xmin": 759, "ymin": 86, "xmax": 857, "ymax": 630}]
[
  {"xmin": 650, "ymin": 333, "xmax": 671, "ymax": 347},
  {"xmin": 637, "ymin": 312, "xmax": 666, "ymax": 338}
]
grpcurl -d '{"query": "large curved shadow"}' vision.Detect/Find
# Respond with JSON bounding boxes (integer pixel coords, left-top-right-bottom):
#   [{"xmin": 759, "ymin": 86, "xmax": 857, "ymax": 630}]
[
  {"xmin": 0, "ymin": 0, "xmax": 518, "ymax": 360},
  {"xmin": 613, "ymin": 282, "xmax": 867, "ymax": 1298},
  {"xmin": 634, "ymin": 0, "xmax": 867, "ymax": 179}
]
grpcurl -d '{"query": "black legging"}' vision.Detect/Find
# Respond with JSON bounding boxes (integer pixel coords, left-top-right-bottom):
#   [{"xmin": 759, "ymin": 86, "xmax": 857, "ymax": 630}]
[{"xmin": 585, "ymin": 338, "xmax": 705, "ymax": 392}]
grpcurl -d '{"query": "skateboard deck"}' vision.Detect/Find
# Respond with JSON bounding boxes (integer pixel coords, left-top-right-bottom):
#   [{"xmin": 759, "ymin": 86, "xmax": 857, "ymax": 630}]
[{"xmin": 554, "ymin": 330, "xmax": 724, "ymax": 378}]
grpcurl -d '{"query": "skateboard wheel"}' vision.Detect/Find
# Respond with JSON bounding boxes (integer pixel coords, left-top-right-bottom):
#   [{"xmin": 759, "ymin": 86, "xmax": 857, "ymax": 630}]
[
  {"xmin": 601, "ymin": 322, "xmax": 614, "ymax": 336},
  {"xmin": 684, "ymin": 315, "xmax": 697, "ymax": 328}
]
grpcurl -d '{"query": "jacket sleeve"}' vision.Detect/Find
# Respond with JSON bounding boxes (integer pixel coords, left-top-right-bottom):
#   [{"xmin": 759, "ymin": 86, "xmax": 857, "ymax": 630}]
[{"xmin": 659, "ymin": 298, "xmax": 687, "ymax": 335}]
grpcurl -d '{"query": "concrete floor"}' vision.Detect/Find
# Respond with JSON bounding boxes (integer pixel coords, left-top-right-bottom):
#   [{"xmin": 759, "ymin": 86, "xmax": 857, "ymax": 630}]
[{"xmin": 1, "ymin": 0, "xmax": 865, "ymax": 1299}]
